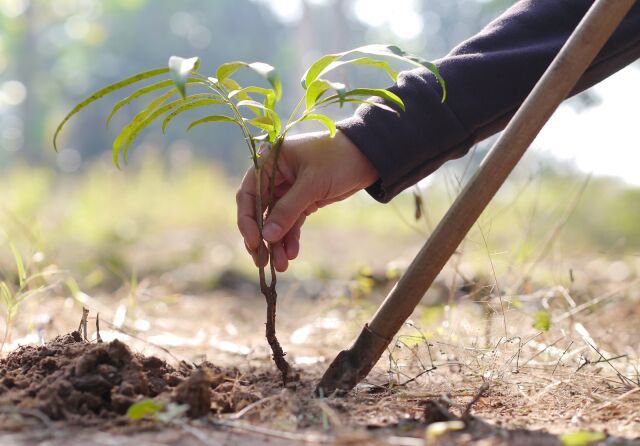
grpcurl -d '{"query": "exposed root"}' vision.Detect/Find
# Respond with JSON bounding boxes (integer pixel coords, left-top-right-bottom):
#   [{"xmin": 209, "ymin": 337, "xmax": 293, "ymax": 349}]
[{"xmin": 261, "ymin": 271, "xmax": 297, "ymax": 386}]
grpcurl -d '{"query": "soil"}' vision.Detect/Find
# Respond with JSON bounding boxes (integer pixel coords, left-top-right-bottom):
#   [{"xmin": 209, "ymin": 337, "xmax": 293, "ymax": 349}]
[
  {"xmin": 0, "ymin": 331, "xmax": 638, "ymax": 445},
  {"xmin": 0, "ymin": 331, "xmax": 260, "ymax": 427}
]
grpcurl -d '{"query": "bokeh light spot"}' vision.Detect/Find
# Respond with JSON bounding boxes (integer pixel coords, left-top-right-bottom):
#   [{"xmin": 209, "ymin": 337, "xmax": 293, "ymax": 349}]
[
  {"xmin": 1, "ymin": 81, "xmax": 28, "ymax": 106},
  {"xmin": 0, "ymin": 0, "xmax": 29, "ymax": 18},
  {"xmin": 57, "ymin": 148, "xmax": 83, "ymax": 173}
]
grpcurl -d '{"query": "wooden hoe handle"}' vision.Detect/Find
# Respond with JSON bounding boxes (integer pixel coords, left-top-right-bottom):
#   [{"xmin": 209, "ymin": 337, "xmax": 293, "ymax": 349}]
[{"xmin": 317, "ymin": 0, "xmax": 637, "ymax": 395}]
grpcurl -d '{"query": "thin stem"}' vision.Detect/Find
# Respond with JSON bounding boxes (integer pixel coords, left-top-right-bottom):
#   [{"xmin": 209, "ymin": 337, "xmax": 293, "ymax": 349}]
[
  {"xmin": 199, "ymin": 71, "xmax": 295, "ymax": 384},
  {"xmin": 285, "ymin": 95, "xmax": 306, "ymax": 129},
  {"xmin": 254, "ymin": 155, "xmax": 295, "ymax": 384}
]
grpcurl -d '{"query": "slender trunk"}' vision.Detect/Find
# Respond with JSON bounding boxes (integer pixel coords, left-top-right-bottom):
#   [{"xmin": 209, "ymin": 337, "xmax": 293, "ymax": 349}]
[
  {"xmin": 255, "ymin": 156, "xmax": 295, "ymax": 385},
  {"xmin": 17, "ymin": 2, "xmax": 40, "ymax": 161}
]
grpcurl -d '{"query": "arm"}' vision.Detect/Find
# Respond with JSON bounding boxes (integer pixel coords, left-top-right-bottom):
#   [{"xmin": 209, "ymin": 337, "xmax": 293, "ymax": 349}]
[
  {"xmin": 338, "ymin": 0, "xmax": 640, "ymax": 202},
  {"xmin": 237, "ymin": 0, "xmax": 640, "ymax": 269}
]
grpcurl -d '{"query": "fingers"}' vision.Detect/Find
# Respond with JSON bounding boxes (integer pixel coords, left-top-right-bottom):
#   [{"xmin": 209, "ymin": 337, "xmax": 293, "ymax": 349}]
[
  {"xmin": 245, "ymin": 239, "xmax": 268, "ymax": 267},
  {"xmin": 283, "ymin": 216, "xmax": 304, "ymax": 260},
  {"xmin": 262, "ymin": 178, "xmax": 315, "ymax": 244},
  {"xmin": 271, "ymin": 242, "xmax": 288, "ymax": 272},
  {"xmin": 246, "ymin": 240, "xmax": 290, "ymax": 271}
]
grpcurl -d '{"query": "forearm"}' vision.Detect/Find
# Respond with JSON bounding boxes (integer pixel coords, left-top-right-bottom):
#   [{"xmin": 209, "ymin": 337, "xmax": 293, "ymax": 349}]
[{"xmin": 338, "ymin": 0, "xmax": 640, "ymax": 203}]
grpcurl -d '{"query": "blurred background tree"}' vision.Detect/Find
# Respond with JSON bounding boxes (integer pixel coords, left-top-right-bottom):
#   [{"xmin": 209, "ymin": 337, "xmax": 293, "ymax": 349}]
[{"xmin": 0, "ymin": 0, "xmax": 638, "ymax": 277}]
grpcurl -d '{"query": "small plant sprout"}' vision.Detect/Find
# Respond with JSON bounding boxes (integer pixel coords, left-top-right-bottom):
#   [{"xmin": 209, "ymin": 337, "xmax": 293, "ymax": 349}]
[
  {"xmin": 126, "ymin": 399, "xmax": 188, "ymax": 423},
  {"xmin": 53, "ymin": 44, "xmax": 445, "ymax": 384},
  {"xmin": 1, "ymin": 244, "xmax": 62, "ymax": 354}
]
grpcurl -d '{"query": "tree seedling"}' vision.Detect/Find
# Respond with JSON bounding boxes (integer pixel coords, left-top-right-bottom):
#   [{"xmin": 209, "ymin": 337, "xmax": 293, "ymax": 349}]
[{"xmin": 53, "ymin": 44, "xmax": 445, "ymax": 384}]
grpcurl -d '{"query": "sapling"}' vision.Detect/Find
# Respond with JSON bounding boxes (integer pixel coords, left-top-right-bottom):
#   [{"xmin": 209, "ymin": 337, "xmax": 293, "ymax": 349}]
[{"xmin": 53, "ymin": 44, "xmax": 445, "ymax": 384}]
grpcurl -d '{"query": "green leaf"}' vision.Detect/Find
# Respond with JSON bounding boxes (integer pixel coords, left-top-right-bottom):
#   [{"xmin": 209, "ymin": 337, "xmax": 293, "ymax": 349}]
[
  {"xmin": 320, "ymin": 88, "xmax": 405, "ymax": 111},
  {"xmin": 216, "ymin": 62, "xmax": 248, "ymax": 82},
  {"xmin": 310, "ymin": 57, "xmax": 398, "ymax": 89},
  {"xmin": 187, "ymin": 115, "xmax": 239, "ymax": 131},
  {"xmin": 111, "ymin": 89, "xmax": 177, "ymax": 167},
  {"xmin": 106, "ymin": 78, "xmax": 205, "ymax": 128},
  {"xmin": 560, "ymin": 431, "xmax": 606, "ymax": 446},
  {"xmin": 161, "ymin": 98, "xmax": 224, "ymax": 133},
  {"xmin": 113, "ymin": 92, "xmax": 213, "ymax": 166},
  {"xmin": 300, "ymin": 113, "xmax": 336, "ymax": 137},
  {"xmin": 168, "ymin": 56, "xmax": 200, "ymax": 99},
  {"xmin": 236, "ymin": 99, "xmax": 269, "ymax": 113},
  {"xmin": 0, "ymin": 282, "xmax": 13, "ymax": 308},
  {"xmin": 236, "ymin": 100, "xmax": 281, "ymax": 134},
  {"xmin": 532, "ymin": 310, "xmax": 551, "ymax": 332},
  {"xmin": 106, "ymin": 80, "xmax": 172, "ymax": 128},
  {"xmin": 216, "ymin": 62, "xmax": 281, "ymax": 101},
  {"xmin": 247, "ymin": 62, "xmax": 281, "ymax": 101},
  {"xmin": 302, "ymin": 53, "xmax": 341, "ymax": 90},
  {"xmin": 348, "ymin": 88, "xmax": 405, "ymax": 111},
  {"xmin": 229, "ymin": 85, "xmax": 277, "ymax": 111},
  {"xmin": 244, "ymin": 116, "xmax": 275, "ymax": 132},
  {"xmin": 305, "ymin": 79, "xmax": 346, "ymax": 110},
  {"xmin": 322, "ymin": 98, "xmax": 399, "ymax": 114},
  {"xmin": 9, "ymin": 243, "xmax": 26, "ymax": 288},
  {"xmin": 302, "ymin": 44, "xmax": 445, "ymax": 101},
  {"xmin": 53, "ymin": 67, "xmax": 170, "ymax": 150},
  {"xmin": 127, "ymin": 399, "xmax": 164, "ymax": 421},
  {"xmin": 222, "ymin": 80, "xmax": 264, "ymax": 115},
  {"xmin": 219, "ymin": 77, "xmax": 240, "ymax": 91},
  {"xmin": 229, "ymin": 86, "xmax": 275, "ymax": 100}
]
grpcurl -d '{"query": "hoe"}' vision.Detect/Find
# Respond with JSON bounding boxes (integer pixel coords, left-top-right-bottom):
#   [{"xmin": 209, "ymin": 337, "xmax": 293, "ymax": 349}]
[{"xmin": 317, "ymin": 0, "xmax": 637, "ymax": 395}]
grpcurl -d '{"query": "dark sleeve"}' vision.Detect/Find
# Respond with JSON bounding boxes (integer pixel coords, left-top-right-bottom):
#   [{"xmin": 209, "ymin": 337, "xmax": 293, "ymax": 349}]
[{"xmin": 337, "ymin": 0, "xmax": 640, "ymax": 203}]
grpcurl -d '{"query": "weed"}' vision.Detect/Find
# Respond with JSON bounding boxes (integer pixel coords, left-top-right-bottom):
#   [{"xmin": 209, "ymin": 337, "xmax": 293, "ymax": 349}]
[{"xmin": 0, "ymin": 243, "xmax": 62, "ymax": 354}]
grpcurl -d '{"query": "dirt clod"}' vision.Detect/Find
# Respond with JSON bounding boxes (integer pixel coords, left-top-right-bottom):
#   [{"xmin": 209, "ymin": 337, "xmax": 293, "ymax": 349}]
[
  {"xmin": 0, "ymin": 332, "xmax": 260, "ymax": 428},
  {"xmin": 173, "ymin": 369, "xmax": 211, "ymax": 418}
]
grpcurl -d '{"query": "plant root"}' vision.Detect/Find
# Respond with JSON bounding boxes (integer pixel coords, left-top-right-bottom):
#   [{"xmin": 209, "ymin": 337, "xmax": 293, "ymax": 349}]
[{"xmin": 261, "ymin": 274, "xmax": 298, "ymax": 387}]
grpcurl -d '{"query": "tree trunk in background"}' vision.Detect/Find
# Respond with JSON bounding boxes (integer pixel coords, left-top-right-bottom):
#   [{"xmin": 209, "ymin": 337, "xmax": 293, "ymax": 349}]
[
  {"xmin": 298, "ymin": 1, "xmax": 315, "ymax": 77},
  {"xmin": 330, "ymin": 0, "xmax": 350, "ymax": 52},
  {"xmin": 17, "ymin": 2, "xmax": 41, "ymax": 163}
]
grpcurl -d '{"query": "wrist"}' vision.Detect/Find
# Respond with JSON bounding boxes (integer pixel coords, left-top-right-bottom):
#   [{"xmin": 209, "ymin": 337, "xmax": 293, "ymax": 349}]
[{"xmin": 335, "ymin": 129, "xmax": 379, "ymax": 187}]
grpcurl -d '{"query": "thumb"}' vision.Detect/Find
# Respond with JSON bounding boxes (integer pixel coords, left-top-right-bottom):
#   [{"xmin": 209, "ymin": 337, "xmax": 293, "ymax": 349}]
[{"xmin": 262, "ymin": 178, "xmax": 315, "ymax": 243}]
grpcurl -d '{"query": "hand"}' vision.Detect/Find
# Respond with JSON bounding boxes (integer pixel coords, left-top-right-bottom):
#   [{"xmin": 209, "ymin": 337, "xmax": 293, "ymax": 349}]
[{"xmin": 236, "ymin": 130, "xmax": 378, "ymax": 272}]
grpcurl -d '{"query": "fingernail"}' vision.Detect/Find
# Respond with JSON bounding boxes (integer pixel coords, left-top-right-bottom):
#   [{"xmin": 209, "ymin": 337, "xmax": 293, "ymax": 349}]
[{"xmin": 262, "ymin": 222, "xmax": 282, "ymax": 242}]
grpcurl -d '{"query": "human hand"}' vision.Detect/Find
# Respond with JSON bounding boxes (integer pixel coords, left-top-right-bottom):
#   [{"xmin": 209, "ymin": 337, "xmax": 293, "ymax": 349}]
[{"xmin": 236, "ymin": 130, "xmax": 378, "ymax": 272}]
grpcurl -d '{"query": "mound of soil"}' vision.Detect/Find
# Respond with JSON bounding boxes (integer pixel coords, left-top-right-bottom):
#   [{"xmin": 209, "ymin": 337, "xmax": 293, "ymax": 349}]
[{"xmin": 0, "ymin": 332, "xmax": 260, "ymax": 426}]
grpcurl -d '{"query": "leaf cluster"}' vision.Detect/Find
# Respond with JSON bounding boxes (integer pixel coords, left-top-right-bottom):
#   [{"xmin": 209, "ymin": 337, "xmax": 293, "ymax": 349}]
[{"xmin": 53, "ymin": 44, "xmax": 445, "ymax": 168}]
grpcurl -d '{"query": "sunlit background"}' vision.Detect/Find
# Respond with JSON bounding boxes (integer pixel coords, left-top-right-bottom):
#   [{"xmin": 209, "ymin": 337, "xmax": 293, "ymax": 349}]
[
  {"xmin": 0, "ymin": 0, "xmax": 638, "ymax": 284},
  {"xmin": 1, "ymin": 0, "xmax": 638, "ymax": 181}
]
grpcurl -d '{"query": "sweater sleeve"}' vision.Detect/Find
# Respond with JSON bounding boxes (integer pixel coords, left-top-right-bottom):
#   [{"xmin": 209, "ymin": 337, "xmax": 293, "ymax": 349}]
[{"xmin": 337, "ymin": 0, "xmax": 640, "ymax": 203}]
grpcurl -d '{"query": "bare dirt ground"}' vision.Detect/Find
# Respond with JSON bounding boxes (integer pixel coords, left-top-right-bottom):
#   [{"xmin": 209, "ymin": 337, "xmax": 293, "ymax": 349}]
[{"xmin": 0, "ymin": 261, "xmax": 639, "ymax": 446}]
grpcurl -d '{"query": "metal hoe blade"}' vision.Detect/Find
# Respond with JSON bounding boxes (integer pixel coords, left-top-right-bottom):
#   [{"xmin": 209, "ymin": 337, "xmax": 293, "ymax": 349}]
[{"xmin": 317, "ymin": 0, "xmax": 637, "ymax": 395}]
